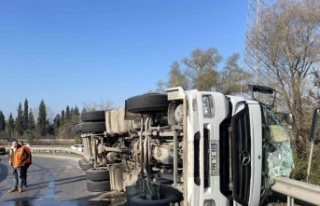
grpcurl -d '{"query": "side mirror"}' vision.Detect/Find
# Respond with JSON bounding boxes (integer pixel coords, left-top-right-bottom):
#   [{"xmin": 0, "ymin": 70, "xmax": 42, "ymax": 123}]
[
  {"xmin": 284, "ymin": 113, "xmax": 295, "ymax": 125},
  {"xmin": 275, "ymin": 112, "xmax": 295, "ymax": 125}
]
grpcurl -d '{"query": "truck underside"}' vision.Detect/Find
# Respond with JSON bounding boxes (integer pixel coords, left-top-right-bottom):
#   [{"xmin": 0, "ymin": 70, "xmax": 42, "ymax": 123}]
[{"xmin": 77, "ymin": 86, "xmax": 294, "ymax": 206}]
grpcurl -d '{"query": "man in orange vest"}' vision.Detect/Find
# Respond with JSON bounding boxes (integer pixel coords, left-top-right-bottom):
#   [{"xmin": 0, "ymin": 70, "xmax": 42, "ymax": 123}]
[
  {"xmin": 8, "ymin": 140, "xmax": 29, "ymax": 193},
  {"xmin": 19, "ymin": 141, "xmax": 32, "ymax": 187}
]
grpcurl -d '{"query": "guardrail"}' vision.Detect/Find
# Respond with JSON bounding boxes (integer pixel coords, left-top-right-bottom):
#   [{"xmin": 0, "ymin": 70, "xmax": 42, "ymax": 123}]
[
  {"xmin": 3, "ymin": 146, "xmax": 84, "ymax": 156},
  {"xmin": 30, "ymin": 147, "xmax": 84, "ymax": 156},
  {"xmin": 271, "ymin": 176, "xmax": 320, "ymax": 206}
]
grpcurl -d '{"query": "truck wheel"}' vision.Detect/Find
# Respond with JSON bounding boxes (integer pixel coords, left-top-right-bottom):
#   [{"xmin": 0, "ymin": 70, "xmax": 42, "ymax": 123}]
[
  {"xmin": 74, "ymin": 123, "xmax": 82, "ymax": 133},
  {"xmin": 129, "ymin": 187, "xmax": 182, "ymax": 206},
  {"xmin": 126, "ymin": 94, "xmax": 169, "ymax": 113},
  {"xmin": 87, "ymin": 180, "xmax": 111, "ymax": 192},
  {"xmin": 81, "ymin": 122, "xmax": 106, "ymax": 133},
  {"xmin": 80, "ymin": 162, "xmax": 94, "ymax": 171},
  {"xmin": 126, "ymin": 185, "xmax": 139, "ymax": 206},
  {"xmin": 81, "ymin": 111, "xmax": 106, "ymax": 122},
  {"xmin": 86, "ymin": 168, "xmax": 110, "ymax": 181}
]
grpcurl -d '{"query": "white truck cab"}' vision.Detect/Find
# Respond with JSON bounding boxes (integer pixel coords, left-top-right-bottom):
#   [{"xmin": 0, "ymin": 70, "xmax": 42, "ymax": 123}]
[{"xmin": 166, "ymin": 87, "xmax": 263, "ymax": 206}]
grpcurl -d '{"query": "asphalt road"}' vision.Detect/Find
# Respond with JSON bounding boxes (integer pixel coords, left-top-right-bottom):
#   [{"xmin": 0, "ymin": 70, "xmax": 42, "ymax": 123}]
[{"xmin": 0, "ymin": 154, "xmax": 126, "ymax": 206}]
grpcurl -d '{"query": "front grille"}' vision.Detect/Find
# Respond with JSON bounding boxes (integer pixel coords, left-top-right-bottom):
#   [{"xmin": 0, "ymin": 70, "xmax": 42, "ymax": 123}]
[
  {"xmin": 232, "ymin": 103, "xmax": 251, "ymax": 206},
  {"xmin": 194, "ymin": 131, "xmax": 200, "ymax": 186},
  {"xmin": 204, "ymin": 128, "xmax": 210, "ymax": 188},
  {"xmin": 220, "ymin": 117, "xmax": 232, "ymax": 198}
]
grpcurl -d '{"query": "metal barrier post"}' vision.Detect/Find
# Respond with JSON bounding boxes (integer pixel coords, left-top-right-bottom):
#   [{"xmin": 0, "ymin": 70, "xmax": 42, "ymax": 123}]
[{"xmin": 287, "ymin": 196, "xmax": 294, "ymax": 206}]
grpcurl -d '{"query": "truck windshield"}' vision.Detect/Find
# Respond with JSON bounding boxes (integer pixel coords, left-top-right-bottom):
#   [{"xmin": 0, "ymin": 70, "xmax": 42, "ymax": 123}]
[
  {"xmin": 266, "ymin": 107, "xmax": 285, "ymax": 126},
  {"xmin": 263, "ymin": 106, "xmax": 294, "ymax": 188}
]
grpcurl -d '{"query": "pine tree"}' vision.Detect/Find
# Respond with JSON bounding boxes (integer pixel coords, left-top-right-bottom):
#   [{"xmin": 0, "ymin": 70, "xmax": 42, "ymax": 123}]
[
  {"xmin": 73, "ymin": 106, "xmax": 80, "ymax": 116},
  {"xmin": 37, "ymin": 99, "xmax": 47, "ymax": 137},
  {"xmin": 65, "ymin": 105, "xmax": 71, "ymax": 122},
  {"xmin": 0, "ymin": 111, "xmax": 5, "ymax": 132},
  {"xmin": 7, "ymin": 113, "xmax": 15, "ymax": 137},
  {"xmin": 54, "ymin": 114, "xmax": 61, "ymax": 127},
  {"xmin": 23, "ymin": 98, "xmax": 29, "ymax": 132},
  {"xmin": 15, "ymin": 102, "xmax": 24, "ymax": 136},
  {"xmin": 28, "ymin": 109, "xmax": 36, "ymax": 131},
  {"xmin": 23, "ymin": 108, "xmax": 36, "ymax": 143},
  {"xmin": 56, "ymin": 106, "xmax": 80, "ymax": 139},
  {"xmin": 70, "ymin": 106, "xmax": 80, "ymax": 129},
  {"xmin": 47, "ymin": 120, "xmax": 54, "ymax": 136},
  {"xmin": 53, "ymin": 114, "xmax": 61, "ymax": 135},
  {"xmin": 61, "ymin": 110, "xmax": 65, "ymax": 124}
]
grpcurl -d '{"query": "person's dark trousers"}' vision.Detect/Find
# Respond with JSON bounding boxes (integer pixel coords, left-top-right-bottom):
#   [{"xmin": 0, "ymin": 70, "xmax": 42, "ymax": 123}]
[{"xmin": 22, "ymin": 163, "xmax": 31, "ymax": 187}]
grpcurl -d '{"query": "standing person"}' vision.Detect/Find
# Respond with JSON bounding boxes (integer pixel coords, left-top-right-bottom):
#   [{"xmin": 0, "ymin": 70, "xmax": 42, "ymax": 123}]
[
  {"xmin": 8, "ymin": 140, "xmax": 29, "ymax": 193},
  {"xmin": 19, "ymin": 141, "xmax": 32, "ymax": 187}
]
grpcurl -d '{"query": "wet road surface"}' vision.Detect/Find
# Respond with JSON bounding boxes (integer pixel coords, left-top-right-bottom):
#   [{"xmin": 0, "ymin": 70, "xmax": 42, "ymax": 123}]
[{"xmin": 0, "ymin": 154, "xmax": 126, "ymax": 206}]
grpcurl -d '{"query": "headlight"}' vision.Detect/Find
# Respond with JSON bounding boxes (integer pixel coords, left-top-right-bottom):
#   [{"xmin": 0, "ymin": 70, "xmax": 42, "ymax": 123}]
[{"xmin": 202, "ymin": 95, "xmax": 214, "ymax": 118}]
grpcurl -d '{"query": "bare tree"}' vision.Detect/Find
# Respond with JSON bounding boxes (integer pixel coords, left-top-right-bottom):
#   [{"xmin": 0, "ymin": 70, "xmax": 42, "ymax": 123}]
[
  {"xmin": 82, "ymin": 98, "xmax": 113, "ymax": 111},
  {"xmin": 182, "ymin": 48, "xmax": 222, "ymax": 91},
  {"xmin": 156, "ymin": 48, "xmax": 222, "ymax": 92},
  {"xmin": 247, "ymin": 0, "xmax": 320, "ymax": 157},
  {"xmin": 155, "ymin": 80, "xmax": 167, "ymax": 93},
  {"xmin": 217, "ymin": 53, "xmax": 251, "ymax": 95},
  {"xmin": 156, "ymin": 48, "xmax": 252, "ymax": 94},
  {"xmin": 167, "ymin": 61, "xmax": 188, "ymax": 89}
]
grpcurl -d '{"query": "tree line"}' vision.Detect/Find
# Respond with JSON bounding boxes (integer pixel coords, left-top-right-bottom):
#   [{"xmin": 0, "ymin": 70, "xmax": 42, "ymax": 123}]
[
  {"xmin": 53, "ymin": 105, "xmax": 81, "ymax": 141},
  {"xmin": 0, "ymin": 99, "xmax": 82, "ymax": 143}
]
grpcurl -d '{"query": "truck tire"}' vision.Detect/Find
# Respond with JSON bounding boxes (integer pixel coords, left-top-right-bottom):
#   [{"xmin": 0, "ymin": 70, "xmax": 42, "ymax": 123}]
[
  {"xmin": 87, "ymin": 180, "xmax": 111, "ymax": 192},
  {"xmin": 81, "ymin": 111, "xmax": 106, "ymax": 122},
  {"xmin": 74, "ymin": 123, "xmax": 82, "ymax": 133},
  {"xmin": 129, "ymin": 186, "xmax": 182, "ymax": 206},
  {"xmin": 126, "ymin": 94, "xmax": 169, "ymax": 113},
  {"xmin": 81, "ymin": 122, "xmax": 106, "ymax": 133},
  {"xmin": 80, "ymin": 162, "xmax": 94, "ymax": 171},
  {"xmin": 86, "ymin": 168, "xmax": 110, "ymax": 181},
  {"xmin": 126, "ymin": 185, "xmax": 139, "ymax": 206}
]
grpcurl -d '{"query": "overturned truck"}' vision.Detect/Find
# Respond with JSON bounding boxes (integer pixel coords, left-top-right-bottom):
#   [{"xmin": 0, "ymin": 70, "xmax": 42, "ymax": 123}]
[{"xmin": 76, "ymin": 85, "xmax": 294, "ymax": 206}]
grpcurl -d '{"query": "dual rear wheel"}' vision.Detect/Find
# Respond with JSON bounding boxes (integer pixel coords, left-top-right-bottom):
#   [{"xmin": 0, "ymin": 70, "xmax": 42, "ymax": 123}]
[{"xmin": 78, "ymin": 159, "xmax": 111, "ymax": 192}]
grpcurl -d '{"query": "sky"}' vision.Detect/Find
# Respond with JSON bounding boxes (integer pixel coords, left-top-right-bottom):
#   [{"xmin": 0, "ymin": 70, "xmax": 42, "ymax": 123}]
[{"xmin": 0, "ymin": 0, "xmax": 248, "ymax": 119}]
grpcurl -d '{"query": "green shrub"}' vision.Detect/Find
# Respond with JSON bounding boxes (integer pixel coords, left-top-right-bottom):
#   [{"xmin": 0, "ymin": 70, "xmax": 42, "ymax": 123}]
[{"xmin": 290, "ymin": 146, "xmax": 320, "ymax": 185}]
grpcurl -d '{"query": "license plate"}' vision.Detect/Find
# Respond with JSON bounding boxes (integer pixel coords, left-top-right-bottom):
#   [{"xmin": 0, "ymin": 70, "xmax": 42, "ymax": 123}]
[{"xmin": 211, "ymin": 142, "xmax": 218, "ymax": 176}]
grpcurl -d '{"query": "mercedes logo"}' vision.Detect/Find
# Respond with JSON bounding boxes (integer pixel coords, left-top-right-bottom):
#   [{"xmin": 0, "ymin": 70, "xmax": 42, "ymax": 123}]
[{"xmin": 239, "ymin": 150, "xmax": 251, "ymax": 166}]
